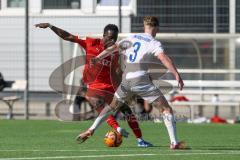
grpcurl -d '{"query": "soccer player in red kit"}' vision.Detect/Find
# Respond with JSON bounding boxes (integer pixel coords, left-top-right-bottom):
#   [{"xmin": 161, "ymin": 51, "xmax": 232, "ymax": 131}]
[{"xmin": 35, "ymin": 23, "xmax": 152, "ymax": 147}]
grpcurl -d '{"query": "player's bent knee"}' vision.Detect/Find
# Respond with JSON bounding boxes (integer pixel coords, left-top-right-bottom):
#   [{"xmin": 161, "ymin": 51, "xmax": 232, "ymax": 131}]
[
  {"xmin": 109, "ymin": 98, "xmax": 123, "ymax": 111},
  {"xmin": 152, "ymin": 97, "xmax": 172, "ymax": 113}
]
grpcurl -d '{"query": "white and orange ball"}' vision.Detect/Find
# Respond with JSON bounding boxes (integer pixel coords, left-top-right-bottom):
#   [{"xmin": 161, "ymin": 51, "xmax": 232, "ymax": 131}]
[{"xmin": 104, "ymin": 130, "xmax": 122, "ymax": 147}]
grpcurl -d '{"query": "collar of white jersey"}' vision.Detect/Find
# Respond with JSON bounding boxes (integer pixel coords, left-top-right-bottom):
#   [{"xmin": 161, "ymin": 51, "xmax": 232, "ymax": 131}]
[{"xmin": 142, "ymin": 32, "xmax": 153, "ymax": 38}]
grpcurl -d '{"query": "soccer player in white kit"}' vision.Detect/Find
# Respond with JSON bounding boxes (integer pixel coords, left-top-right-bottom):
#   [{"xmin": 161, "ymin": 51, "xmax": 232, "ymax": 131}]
[{"xmin": 77, "ymin": 16, "xmax": 186, "ymax": 149}]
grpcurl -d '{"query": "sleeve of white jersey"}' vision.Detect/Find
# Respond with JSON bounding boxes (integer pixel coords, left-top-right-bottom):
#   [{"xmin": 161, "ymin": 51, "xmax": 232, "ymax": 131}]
[{"xmin": 151, "ymin": 40, "xmax": 164, "ymax": 56}]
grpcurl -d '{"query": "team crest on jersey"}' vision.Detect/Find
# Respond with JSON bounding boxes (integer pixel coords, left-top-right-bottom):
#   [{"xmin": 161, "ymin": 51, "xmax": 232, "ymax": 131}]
[{"xmin": 119, "ymin": 40, "xmax": 132, "ymax": 51}]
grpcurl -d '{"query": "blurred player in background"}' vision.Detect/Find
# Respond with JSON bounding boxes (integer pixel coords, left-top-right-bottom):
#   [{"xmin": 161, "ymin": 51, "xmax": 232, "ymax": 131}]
[
  {"xmin": 79, "ymin": 16, "xmax": 186, "ymax": 149},
  {"xmin": 35, "ymin": 23, "xmax": 152, "ymax": 147}
]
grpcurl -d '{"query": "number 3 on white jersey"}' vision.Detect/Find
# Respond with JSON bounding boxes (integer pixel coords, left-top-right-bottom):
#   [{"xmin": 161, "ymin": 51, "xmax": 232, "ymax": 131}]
[{"xmin": 129, "ymin": 42, "xmax": 141, "ymax": 62}]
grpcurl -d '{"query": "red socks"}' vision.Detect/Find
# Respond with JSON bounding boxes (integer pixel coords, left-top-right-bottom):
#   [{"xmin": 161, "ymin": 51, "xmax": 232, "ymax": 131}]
[
  {"xmin": 126, "ymin": 114, "xmax": 142, "ymax": 138},
  {"xmin": 97, "ymin": 107, "xmax": 142, "ymax": 139},
  {"xmin": 105, "ymin": 114, "xmax": 119, "ymax": 130}
]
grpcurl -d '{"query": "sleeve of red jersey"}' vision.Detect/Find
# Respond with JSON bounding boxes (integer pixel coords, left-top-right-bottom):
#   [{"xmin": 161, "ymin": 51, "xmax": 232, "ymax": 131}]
[{"xmin": 75, "ymin": 36, "xmax": 87, "ymax": 49}]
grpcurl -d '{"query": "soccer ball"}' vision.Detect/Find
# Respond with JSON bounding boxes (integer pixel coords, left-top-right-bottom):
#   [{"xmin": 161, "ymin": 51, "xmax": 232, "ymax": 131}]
[{"xmin": 104, "ymin": 130, "xmax": 122, "ymax": 147}]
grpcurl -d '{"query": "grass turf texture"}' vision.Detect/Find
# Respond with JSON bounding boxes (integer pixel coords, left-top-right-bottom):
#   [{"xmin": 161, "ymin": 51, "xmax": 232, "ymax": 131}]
[{"xmin": 0, "ymin": 120, "xmax": 240, "ymax": 160}]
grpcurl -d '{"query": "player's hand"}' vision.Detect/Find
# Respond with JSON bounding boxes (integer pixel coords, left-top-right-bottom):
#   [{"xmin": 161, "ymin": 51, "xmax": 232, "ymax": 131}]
[
  {"xmin": 175, "ymin": 74, "xmax": 184, "ymax": 90},
  {"xmin": 90, "ymin": 57, "xmax": 100, "ymax": 67},
  {"xmin": 105, "ymin": 39, "xmax": 115, "ymax": 48},
  {"xmin": 35, "ymin": 23, "xmax": 50, "ymax": 29}
]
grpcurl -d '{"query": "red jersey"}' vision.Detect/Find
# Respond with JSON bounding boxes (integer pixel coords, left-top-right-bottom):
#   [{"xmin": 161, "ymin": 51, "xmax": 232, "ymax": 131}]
[{"xmin": 75, "ymin": 36, "xmax": 120, "ymax": 93}]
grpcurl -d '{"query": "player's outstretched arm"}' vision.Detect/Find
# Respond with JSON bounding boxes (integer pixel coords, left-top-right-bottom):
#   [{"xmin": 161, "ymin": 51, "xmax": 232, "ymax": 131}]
[
  {"xmin": 35, "ymin": 23, "xmax": 76, "ymax": 42},
  {"xmin": 90, "ymin": 44, "xmax": 118, "ymax": 66},
  {"xmin": 157, "ymin": 52, "xmax": 184, "ymax": 90},
  {"xmin": 98, "ymin": 44, "xmax": 118, "ymax": 59}
]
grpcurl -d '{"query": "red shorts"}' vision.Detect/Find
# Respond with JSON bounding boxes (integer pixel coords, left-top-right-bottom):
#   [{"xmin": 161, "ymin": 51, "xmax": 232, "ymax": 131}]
[
  {"xmin": 86, "ymin": 88, "xmax": 114, "ymax": 104},
  {"xmin": 85, "ymin": 83, "xmax": 116, "ymax": 111}
]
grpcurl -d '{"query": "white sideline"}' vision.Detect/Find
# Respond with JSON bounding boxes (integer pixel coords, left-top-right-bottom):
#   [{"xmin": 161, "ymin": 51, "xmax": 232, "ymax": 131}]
[
  {"xmin": 1, "ymin": 152, "xmax": 240, "ymax": 160},
  {"xmin": 0, "ymin": 149, "xmax": 240, "ymax": 152}
]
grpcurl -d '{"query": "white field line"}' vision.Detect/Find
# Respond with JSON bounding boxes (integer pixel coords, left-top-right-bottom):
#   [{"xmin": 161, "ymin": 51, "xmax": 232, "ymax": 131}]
[
  {"xmin": 0, "ymin": 149, "xmax": 240, "ymax": 152},
  {"xmin": 1, "ymin": 152, "xmax": 240, "ymax": 160},
  {"xmin": 0, "ymin": 150, "xmax": 100, "ymax": 152}
]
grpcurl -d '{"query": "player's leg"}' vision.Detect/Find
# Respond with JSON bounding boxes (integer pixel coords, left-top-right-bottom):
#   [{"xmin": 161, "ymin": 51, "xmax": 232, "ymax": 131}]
[
  {"xmin": 89, "ymin": 96, "xmax": 124, "ymax": 131},
  {"xmin": 131, "ymin": 75, "xmax": 185, "ymax": 149},
  {"xmin": 100, "ymin": 90, "xmax": 130, "ymax": 137},
  {"xmin": 119, "ymin": 104, "xmax": 153, "ymax": 147},
  {"xmin": 86, "ymin": 94, "xmax": 120, "ymax": 130},
  {"xmin": 96, "ymin": 106, "xmax": 129, "ymax": 138},
  {"xmin": 76, "ymin": 96, "xmax": 124, "ymax": 143},
  {"xmin": 76, "ymin": 83, "xmax": 130, "ymax": 143},
  {"xmin": 152, "ymin": 97, "xmax": 177, "ymax": 145},
  {"xmin": 120, "ymin": 104, "xmax": 142, "ymax": 138},
  {"xmin": 152, "ymin": 96, "xmax": 186, "ymax": 149}
]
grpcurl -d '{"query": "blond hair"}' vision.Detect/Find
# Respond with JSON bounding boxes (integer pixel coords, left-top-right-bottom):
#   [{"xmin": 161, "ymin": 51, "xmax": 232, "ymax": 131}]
[{"xmin": 143, "ymin": 16, "xmax": 159, "ymax": 27}]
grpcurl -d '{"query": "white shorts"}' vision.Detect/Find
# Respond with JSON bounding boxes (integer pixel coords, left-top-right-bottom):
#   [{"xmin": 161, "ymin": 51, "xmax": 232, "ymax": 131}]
[{"xmin": 114, "ymin": 75, "xmax": 163, "ymax": 103}]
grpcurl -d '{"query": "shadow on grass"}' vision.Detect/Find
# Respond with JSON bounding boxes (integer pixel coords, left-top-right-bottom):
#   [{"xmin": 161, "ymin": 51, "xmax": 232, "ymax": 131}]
[{"xmin": 126, "ymin": 145, "xmax": 192, "ymax": 150}]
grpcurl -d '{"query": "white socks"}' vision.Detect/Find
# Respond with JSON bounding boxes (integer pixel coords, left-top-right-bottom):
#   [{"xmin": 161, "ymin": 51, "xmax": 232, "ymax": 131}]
[
  {"xmin": 163, "ymin": 112, "xmax": 178, "ymax": 145},
  {"xmin": 117, "ymin": 127, "xmax": 121, "ymax": 133},
  {"xmin": 89, "ymin": 105, "xmax": 114, "ymax": 131},
  {"xmin": 137, "ymin": 138, "xmax": 143, "ymax": 142}
]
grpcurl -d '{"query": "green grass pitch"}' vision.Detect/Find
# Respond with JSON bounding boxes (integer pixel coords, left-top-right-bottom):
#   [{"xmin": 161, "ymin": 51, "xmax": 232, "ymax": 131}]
[{"xmin": 0, "ymin": 120, "xmax": 240, "ymax": 160}]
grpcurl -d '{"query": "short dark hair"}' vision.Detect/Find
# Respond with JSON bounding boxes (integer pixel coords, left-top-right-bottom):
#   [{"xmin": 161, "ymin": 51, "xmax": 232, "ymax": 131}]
[
  {"xmin": 103, "ymin": 24, "xmax": 119, "ymax": 42},
  {"xmin": 143, "ymin": 16, "xmax": 159, "ymax": 27},
  {"xmin": 103, "ymin": 24, "xmax": 119, "ymax": 35}
]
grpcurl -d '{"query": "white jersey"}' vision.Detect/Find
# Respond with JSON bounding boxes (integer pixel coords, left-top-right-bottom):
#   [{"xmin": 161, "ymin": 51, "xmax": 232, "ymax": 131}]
[{"xmin": 118, "ymin": 33, "xmax": 164, "ymax": 79}]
